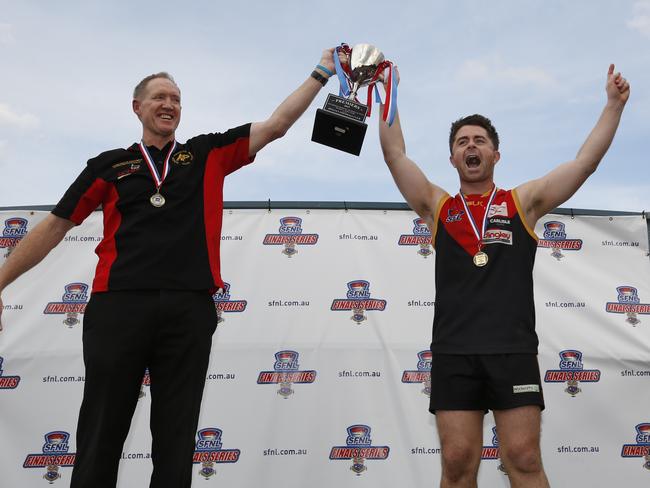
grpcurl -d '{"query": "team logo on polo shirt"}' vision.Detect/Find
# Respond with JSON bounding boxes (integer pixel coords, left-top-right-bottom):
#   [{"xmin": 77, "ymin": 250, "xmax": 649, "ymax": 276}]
[
  {"xmin": 0, "ymin": 217, "xmax": 28, "ymax": 258},
  {"xmin": 544, "ymin": 350, "xmax": 601, "ymax": 396},
  {"xmin": 331, "ymin": 280, "xmax": 387, "ymax": 324},
  {"xmin": 43, "ymin": 283, "xmax": 89, "ymax": 327},
  {"xmin": 0, "ymin": 356, "xmax": 21, "ymax": 389},
  {"xmin": 487, "ymin": 201, "xmax": 508, "ymax": 218},
  {"xmin": 605, "ymin": 286, "xmax": 650, "ymax": 326},
  {"xmin": 482, "ymin": 427, "xmax": 507, "ymax": 473},
  {"xmin": 262, "ymin": 216, "xmax": 319, "ymax": 257},
  {"xmin": 212, "ymin": 283, "xmax": 247, "ymax": 324},
  {"xmin": 138, "ymin": 368, "xmax": 151, "ymax": 398},
  {"xmin": 193, "ymin": 428, "xmax": 240, "ymax": 480},
  {"xmin": 398, "ymin": 218, "xmax": 432, "ymax": 257},
  {"xmin": 329, "ymin": 424, "xmax": 390, "ymax": 475},
  {"xmin": 401, "ymin": 350, "xmax": 432, "ymax": 396},
  {"xmin": 172, "ymin": 150, "xmax": 193, "ymax": 165},
  {"xmin": 257, "ymin": 350, "xmax": 317, "ymax": 398},
  {"xmin": 23, "ymin": 431, "xmax": 76, "ymax": 483},
  {"xmin": 537, "ymin": 221, "xmax": 583, "ymax": 260},
  {"xmin": 621, "ymin": 423, "xmax": 650, "ymax": 470}
]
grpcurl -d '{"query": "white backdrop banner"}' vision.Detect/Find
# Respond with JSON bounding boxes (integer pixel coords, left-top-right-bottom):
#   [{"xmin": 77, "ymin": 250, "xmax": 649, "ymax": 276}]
[{"xmin": 1, "ymin": 208, "xmax": 649, "ymax": 488}]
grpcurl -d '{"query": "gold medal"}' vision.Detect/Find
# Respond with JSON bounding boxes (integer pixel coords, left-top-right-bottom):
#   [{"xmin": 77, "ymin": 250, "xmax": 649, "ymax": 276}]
[{"xmin": 473, "ymin": 251, "xmax": 488, "ymax": 267}]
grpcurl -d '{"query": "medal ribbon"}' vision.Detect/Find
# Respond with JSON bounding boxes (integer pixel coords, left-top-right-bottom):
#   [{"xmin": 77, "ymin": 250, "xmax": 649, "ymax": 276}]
[
  {"xmin": 333, "ymin": 44, "xmax": 353, "ymax": 98},
  {"xmin": 459, "ymin": 185, "xmax": 498, "ymax": 251},
  {"xmin": 138, "ymin": 140, "xmax": 177, "ymax": 192}
]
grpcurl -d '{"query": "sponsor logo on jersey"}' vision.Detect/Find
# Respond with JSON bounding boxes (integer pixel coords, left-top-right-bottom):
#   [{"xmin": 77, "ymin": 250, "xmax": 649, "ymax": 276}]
[
  {"xmin": 112, "ymin": 158, "xmax": 143, "ymax": 169},
  {"xmin": 329, "ymin": 424, "xmax": 390, "ymax": 475},
  {"xmin": 0, "ymin": 217, "xmax": 28, "ymax": 258},
  {"xmin": 263, "ymin": 216, "xmax": 319, "ymax": 257},
  {"xmin": 193, "ymin": 428, "xmax": 241, "ymax": 479},
  {"xmin": 445, "ymin": 207, "xmax": 465, "ymax": 223},
  {"xmin": 482, "ymin": 427, "xmax": 507, "ymax": 473},
  {"xmin": 544, "ymin": 350, "xmax": 601, "ymax": 396},
  {"xmin": 621, "ymin": 423, "xmax": 650, "ymax": 471},
  {"xmin": 398, "ymin": 218, "xmax": 432, "ymax": 257},
  {"xmin": 483, "ymin": 228, "xmax": 513, "ymax": 245},
  {"xmin": 0, "ymin": 356, "xmax": 21, "ymax": 390},
  {"xmin": 537, "ymin": 221, "xmax": 583, "ymax": 260},
  {"xmin": 23, "ymin": 431, "xmax": 76, "ymax": 483},
  {"xmin": 401, "ymin": 350, "xmax": 431, "ymax": 396},
  {"xmin": 331, "ymin": 280, "xmax": 387, "ymax": 324},
  {"xmin": 257, "ymin": 350, "xmax": 317, "ymax": 398},
  {"xmin": 43, "ymin": 283, "xmax": 89, "ymax": 328},
  {"xmin": 487, "ymin": 201, "xmax": 508, "ymax": 218},
  {"xmin": 605, "ymin": 286, "xmax": 650, "ymax": 326},
  {"xmin": 172, "ymin": 150, "xmax": 193, "ymax": 165},
  {"xmin": 212, "ymin": 283, "xmax": 247, "ymax": 324}
]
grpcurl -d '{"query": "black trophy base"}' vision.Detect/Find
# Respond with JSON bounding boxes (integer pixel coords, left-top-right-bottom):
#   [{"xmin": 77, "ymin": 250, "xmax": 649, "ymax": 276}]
[{"xmin": 311, "ymin": 108, "xmax": 368, "ymax": 156}]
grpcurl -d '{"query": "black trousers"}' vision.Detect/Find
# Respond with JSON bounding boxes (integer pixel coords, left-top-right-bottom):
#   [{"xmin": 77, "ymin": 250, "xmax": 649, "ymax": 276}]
[{"xmin": 70, "ymin": 290, "xmax": 217, "ymax": 488}]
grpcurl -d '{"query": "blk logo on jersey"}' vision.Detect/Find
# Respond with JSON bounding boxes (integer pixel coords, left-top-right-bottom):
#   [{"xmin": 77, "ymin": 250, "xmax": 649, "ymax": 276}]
[
  {"xmin": 537, "ymin": 221, "xmax": 583, "ymax": 260},
  {"xmin": 43, "ymin": 283, "xmax": 89, "ymax": 328},
  {"xmin": 0, "ymin": 217, "xmax": 28, "ymax": 258},
  {"xmin": 401, "ymin": 350, "xmax": 432, "ymax": 396},
  {"xmin": 331, "ymin": 280, "xmax": 387, "ymax": 324},
  {"xmin": 544, "ymin": 350, "xmax": 601, "ymax": 397},
  {"xmin": 482, "ymin": 426, "xmax": 507, "ymax": 474},
  {"xmin": 193, "ymin": 428, "xmax": 241, "ymax": 480},
  {"xmin": 398, "ymin": 218, "xmax": 432, "ymax": 257},
  {"xmin": 257, "ymin": 350, "xmax": 317, "ymax": 398},
  {"xmin": 23, "ymin": 431, "xmax": 76, "ymax": 483},
  {"xmin": 329, "ymin": 424, "xmax": 390, "ymax": 476},
  {"xmin": 263, "ymin": 216, "xmax": 319, "ymax": 257},
  {"xmin": 0, "ymin": 356, "xmax": 21, "ymax": 389},
  {"xmin": 621, "ymin": 423, "xmax": 650, "ymax": 471},
  {"xmin": 212, "ymin": 283, "xmax": 247, "ymax": 324},
  {"xmin": 605, "ymin": 286, "xmax": 650, "ymax": 326}
]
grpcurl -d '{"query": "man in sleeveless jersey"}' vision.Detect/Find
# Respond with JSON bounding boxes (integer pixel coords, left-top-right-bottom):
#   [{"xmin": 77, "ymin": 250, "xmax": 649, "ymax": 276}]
[
  {"xmin": 378, "ymin": 65, "xmax": 629, "ymax": 487},
  {"xmin": 0, "ymin": 49, "xmax": 337, "ymax": 488}
]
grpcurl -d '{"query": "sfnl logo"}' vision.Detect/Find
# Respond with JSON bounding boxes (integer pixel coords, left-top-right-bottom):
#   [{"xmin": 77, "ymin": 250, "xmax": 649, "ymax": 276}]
[
  {"xmin": 193, "ymin": 428, "xmax": 240, "ymax": 480},
  {"xmin": 23, "ymin": 431, "xmax": 76, "ymax": 483},
  {"xmin": 212, "ymin": 282, "xmax": 247, "ymax": 324},
  {"xmin": 398, "ymin": 218, "xmax": 432, "ymax": 257},
  {"xmin": 482, "ymin": 426, "xmax": 507, "ymax": 474},
  {"xmin": 537, "ymin": 221, "xmax": 583, "ymax": 260},
  {"xmin": 606, "ymin": 286, "xmax": 650, "ymax": 326},
  {"xmin": 43, "ymin": 283, "xmax": 89, "ymax": 327},
  {"xmin": 256, "ymin": 350, "xmax": 316, "ymax": 398},
  {"xmin": 621, "ymin": 423, "xmax": 650, "ymax": 471},
  {"xmin": 544, "ymin": 350, "xmax": 601, "ymax": 397},
  {"xmin": 331, "ymin": 280, "xmax": 387, "ymax": 324},
  {"xmin": 0, "ymin": 217, "xmax": 28, "ymax": 258},
  {"xmin": 262, "ymin": 216, "xmax": 319, "ymax": 257},
  {"xmin": 401, "ymin": 350, "xmax": 431, "ymax": 396},
  {"xmin": 0, "ymin": 356, "xmax": 21, "ymax": 389},
  {"xmin": 329, "ymin": 425, "xmax": 390, "ymax": 476}
]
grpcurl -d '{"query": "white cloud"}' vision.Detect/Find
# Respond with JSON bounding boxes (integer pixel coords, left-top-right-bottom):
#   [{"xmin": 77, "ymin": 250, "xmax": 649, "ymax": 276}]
[
  {"xmin": 0, "ymin": 23, "xmax": 15, "ymax": 45},
  {"xmin": 456, "ymin": 57, "xmax": 557, "ymax": 89},
  {"xmin": 0, "ymin": 104, "xmax": 39, "ymax": 129},
  {"xmin": 627, "ymin": 1, "xmax": 650, "ymax": 38}
]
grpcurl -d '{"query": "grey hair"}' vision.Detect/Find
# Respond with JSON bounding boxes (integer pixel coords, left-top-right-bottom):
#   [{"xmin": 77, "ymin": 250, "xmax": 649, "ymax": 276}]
[{"xmin": 133, "ymin": 72, "xmax": 179, "ymax": 100}]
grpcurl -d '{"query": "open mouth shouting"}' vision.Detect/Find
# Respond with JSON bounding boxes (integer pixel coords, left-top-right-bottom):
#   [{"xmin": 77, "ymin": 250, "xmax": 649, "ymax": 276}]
[{"xmin": 465, "ymin": 154, "xmax": 481, "ymax": 168}]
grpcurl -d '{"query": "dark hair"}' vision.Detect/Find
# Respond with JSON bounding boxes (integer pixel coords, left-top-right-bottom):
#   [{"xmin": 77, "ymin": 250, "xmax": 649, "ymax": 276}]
[
  {"xmin": 449, "ymin": 114, "xmax": 499, "ymax": 153},
  {"xmin": 133, "ymin": 72, "xmax": 179, "ymax": 100}
]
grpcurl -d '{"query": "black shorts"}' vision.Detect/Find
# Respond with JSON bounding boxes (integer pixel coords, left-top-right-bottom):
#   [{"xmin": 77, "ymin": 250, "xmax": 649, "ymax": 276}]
[{"xmin": 429, "ymin": 354, "xmax": 545, "ymax": 414}]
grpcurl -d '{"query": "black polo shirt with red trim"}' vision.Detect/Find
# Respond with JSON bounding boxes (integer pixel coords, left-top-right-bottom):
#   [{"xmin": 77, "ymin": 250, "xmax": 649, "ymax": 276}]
[
  {"xmin": 52, "ymin": 124, "xmax": 254, "ymax": 292},
  {"xmin": 431, "ymin": 188, "xmax": 539, "ymax": 354}
]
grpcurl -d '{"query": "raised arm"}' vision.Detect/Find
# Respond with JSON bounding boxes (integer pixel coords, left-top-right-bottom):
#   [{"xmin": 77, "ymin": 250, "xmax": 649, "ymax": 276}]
[
  {"xmin": 0, "ymin": 213, "xmax": 74, "ymax": 330},
  {"xmin": 517, "ymin": 64, "xmax": 630, "ymax": 227},
  {"xmin": 248, "ymin": 49, "xmax": 336, "ymax": 156},
  {"xmin": 379, "ymin": 110, "xmax": 447, "ymax": 225}
]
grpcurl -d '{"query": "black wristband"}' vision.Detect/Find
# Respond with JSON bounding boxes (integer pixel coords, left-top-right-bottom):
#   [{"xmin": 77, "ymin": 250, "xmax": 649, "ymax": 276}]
[{"xmin": 310, "ymin": 70, "xmax": 328, "ymax": 86}]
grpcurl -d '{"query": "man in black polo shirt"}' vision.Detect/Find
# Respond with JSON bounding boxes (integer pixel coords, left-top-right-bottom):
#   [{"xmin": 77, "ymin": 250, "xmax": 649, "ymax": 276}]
[{"xmin": 0, "ymin": 49, "xmax": 336, "ymax": 487}]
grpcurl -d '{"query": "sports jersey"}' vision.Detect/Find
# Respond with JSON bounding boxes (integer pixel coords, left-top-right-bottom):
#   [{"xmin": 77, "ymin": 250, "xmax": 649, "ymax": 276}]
[
  {"xmin": 52, "ymin": 124, "xmax": 253, "ymax": 292},
  {"xmin": 431, "ymin": 187, "xmax": 539, "ymax": 354}
]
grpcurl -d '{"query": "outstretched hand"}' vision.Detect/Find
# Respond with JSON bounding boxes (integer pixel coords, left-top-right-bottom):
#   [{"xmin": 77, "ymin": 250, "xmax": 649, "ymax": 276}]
[
  {"xmin": 318, "ymin": 48, "xmax": 337, "ymax": 76},
  {"xmin": 606, "ymin": 64, "xmax": 630, "ymax": 105}
]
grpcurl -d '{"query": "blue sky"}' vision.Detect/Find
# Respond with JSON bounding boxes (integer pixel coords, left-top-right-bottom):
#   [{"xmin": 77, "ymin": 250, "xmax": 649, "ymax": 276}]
[{"xmin": 1, "ymin": 0, "xmax": 648, "ymax": 211}]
